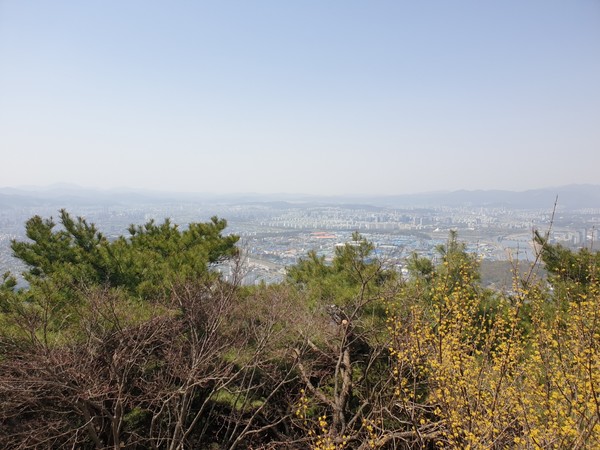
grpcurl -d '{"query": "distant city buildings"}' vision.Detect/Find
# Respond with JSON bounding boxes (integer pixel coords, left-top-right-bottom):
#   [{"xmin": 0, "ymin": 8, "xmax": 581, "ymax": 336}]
[{"xmin": 1, "ymin": 200, "xmax": 598, "ymax": 287}]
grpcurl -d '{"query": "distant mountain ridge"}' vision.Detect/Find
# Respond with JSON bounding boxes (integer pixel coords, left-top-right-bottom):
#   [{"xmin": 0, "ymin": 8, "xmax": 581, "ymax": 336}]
[
  {"xmin": 368, "ymin": 185, "xmax": 600, "ymax": 210},
  {"xmin": 0, "ymin": 184, "xmax": 599, "ymax": 210}
]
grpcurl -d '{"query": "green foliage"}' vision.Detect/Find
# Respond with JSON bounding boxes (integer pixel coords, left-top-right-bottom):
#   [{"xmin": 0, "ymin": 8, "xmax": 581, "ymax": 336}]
[
  {"xmin": 287, "ymin": 232, "xmax": 395, "ymax": 309},
  {"xmin": 106, "ymin": 216, "xmax": 239, "ymax": 298},
  {"xmin": 407, "ymin": 252, "xmax": 434, "ymax": 282},
  {"xmin": 2, "ymin": 211, "xmax": 238, "ymax": 342},
  {"xmin": 0, "ymin": 272, "xmax": 17, "ymax": 314},
  {"xmin": 434, "ymin": 229, "xmax": 480, "ymax": 289},
  {"xmin": 12, "ymin": 210, "xmax": 107, "ymax": 284},
  {"xmin": 535, "ymin": 229, "xmax": 600, "ymax": 291},
  {"xmin": 403, "ymin": 231, "xmax": 482, "ymax": 321},
  {"xmin": 10, "ymin": 210, "xmax": 239, "ymax": 303},
  {"xmin": 211, "ymin": 388, "xmax": 265, "ymax": 412}
]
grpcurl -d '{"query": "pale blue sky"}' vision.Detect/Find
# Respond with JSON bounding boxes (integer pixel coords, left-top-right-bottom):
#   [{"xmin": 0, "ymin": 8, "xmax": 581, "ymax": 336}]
[{"xmin": 1, "ymin": 1, "xmax": 599, "ymax": 195}]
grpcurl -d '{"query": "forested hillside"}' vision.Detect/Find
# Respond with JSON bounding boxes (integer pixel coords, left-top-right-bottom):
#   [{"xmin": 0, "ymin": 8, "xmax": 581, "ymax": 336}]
[{"xmin": 1, "ymin": 211, "xmax": 599, "ymax": 449}]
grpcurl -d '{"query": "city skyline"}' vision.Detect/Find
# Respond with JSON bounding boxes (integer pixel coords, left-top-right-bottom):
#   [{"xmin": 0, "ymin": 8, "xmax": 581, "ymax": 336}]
[{"xmin": 1, "ymin": 1, "xmax": 599, "ymax": 195}]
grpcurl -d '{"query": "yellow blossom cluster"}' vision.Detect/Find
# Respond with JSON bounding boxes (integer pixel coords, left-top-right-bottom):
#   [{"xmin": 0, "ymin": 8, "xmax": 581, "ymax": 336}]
[
  {"xmin": 310, "ymin": 415, "xmax": 348, "ymax": 450},
  {"xmin": 387, "ymin": 263, "xmax": 600, "ymax": 448}
]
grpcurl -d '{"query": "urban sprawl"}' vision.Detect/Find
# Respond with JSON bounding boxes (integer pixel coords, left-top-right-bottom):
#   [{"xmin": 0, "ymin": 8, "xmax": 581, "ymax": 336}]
[{"xmin": 1, "ymin": 201, "xmax": 598, "ymax": 288}]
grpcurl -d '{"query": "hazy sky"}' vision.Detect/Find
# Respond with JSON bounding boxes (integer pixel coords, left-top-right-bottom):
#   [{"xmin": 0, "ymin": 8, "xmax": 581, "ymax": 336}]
[{"xmin": 1, "ymin": 1, "xmax": 599, "ymax": 195}]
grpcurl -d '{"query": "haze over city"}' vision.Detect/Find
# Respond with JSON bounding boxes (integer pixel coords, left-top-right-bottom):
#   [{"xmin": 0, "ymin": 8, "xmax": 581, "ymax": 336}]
[{"xmin": 1, "ymin": 1, "xmax": 599, "ymax": 195}]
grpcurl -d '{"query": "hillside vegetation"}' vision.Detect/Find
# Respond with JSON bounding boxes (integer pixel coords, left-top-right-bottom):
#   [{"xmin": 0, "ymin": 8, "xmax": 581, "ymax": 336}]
[{"xmin": 1, "ymin": 211, "xmax": 599, "ymax": 449}]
